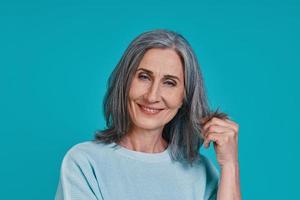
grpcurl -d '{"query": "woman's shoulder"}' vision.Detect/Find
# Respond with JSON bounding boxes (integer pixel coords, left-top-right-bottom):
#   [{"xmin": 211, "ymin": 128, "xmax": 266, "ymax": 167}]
[
  {"xmin": 67, "ymin": 140, "xmax": 106, "ymax": 151},
  {"xmin": 199, "ymin": 153, "xmax": 220, "ymax": 180},
  {"xmin": 197, "ymin": 154, "xmax": 220, "ymax": 199},
  {"xmin": 61, "ymin": 140, "xmax": 114, "ymax": 164}
]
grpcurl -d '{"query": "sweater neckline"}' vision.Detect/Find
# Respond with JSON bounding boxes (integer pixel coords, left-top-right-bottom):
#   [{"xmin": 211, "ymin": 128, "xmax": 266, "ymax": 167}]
[{"xmin": 109, "ymin": 142, "xmax": 170, "ymax": 162}]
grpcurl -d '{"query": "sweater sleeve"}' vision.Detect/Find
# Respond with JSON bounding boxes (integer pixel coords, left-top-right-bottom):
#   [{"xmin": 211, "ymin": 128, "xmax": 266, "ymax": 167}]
[
  {"xmin": 202, "ymin": 156, "xmax": 220, "ymax": 200},
  {"xmin": 55, "ymin": 146, "xmax": 103, "ymax": 200}
]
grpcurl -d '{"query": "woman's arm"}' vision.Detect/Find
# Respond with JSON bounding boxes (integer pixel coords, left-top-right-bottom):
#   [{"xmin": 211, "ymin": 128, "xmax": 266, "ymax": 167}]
[
  {"xmin": 202, "ymin": 117, "xmax": 242, "ymax": 200},
  {"xmin": 217, "ymin": 162, "xmax": 241, "ymax": 200},
  {"xmin": 55, "ymin": 147, "xmax": 103, "ymax": 200}
]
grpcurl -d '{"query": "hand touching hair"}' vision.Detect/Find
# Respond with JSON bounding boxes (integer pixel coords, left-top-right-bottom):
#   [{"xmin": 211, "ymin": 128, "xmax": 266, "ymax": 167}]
[{"xmin": 200, "ymin": 107, "xmax": 240, "ymax": 168}]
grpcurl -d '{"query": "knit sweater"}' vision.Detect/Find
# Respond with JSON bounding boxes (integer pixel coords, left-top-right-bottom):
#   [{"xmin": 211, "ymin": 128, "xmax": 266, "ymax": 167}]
[{"xmin": 55, "ymin": 141, "xmax": 219, "ymax": 200}]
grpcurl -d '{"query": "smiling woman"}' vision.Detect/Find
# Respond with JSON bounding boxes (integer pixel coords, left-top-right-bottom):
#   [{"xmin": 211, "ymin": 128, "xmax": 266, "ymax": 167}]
[
  {"xmin": 55, "ymin": 29, "xmax": 241, "ymax": 200},
  {"xmin": 95, "ymin": 30, "xmax": 213, "ymax": 161},
  {"xmin": 126, "ymin": 48, "xmax": 185, "ymax": 143}
]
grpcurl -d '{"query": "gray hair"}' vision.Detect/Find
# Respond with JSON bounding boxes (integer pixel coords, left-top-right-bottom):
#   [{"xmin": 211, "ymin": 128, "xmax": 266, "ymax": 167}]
[{"xmin": 94, "ymin": 29, "xmax": 212, "ymax": 166}]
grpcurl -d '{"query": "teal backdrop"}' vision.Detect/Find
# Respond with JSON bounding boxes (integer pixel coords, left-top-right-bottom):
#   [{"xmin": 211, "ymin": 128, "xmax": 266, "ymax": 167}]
[{"xmin": 0, "ymin": 0, "xmax": 299, "ymax": 199}]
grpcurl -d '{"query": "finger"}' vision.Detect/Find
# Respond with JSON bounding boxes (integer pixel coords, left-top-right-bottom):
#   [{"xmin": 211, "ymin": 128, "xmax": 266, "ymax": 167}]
[
  {"xmin": 203, "ymin": 133, "xmax": 227, "ymax": 148},
  {"xmin": 203, "ymin": 132, "xmax": 222, "ymax": 148},
  {"xmin": 203, "ymin": 125, "xmax": 233, "ymax": 138},
  {"xmin": 203, "ymin": 117, "xmax": 231, "ymax": 131},
  {"xmin": 224, "ymin": 119, "xmax": 239, "ymax": 132},
  {"xmin": 224, "ymin": 118, "xmax": 235, "ymax": 124},
  {"xmin": 203, "ymin": 117, "xmax": 238, "ymax": 133}
]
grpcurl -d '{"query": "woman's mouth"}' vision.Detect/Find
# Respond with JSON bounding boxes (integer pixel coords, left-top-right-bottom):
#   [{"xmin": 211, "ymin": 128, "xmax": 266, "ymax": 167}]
[{"xmin": 137, "ymin": 104, "xmax": 164, "ymax": 115}]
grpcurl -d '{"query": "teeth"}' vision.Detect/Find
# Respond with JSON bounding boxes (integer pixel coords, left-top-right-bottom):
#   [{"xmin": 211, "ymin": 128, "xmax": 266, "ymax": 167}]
[{"xmin": 141, "ymin": 106, "xmax": 161, "ymax": 113}]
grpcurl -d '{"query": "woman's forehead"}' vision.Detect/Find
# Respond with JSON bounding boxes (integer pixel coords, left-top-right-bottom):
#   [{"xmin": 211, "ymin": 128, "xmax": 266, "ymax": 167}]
[{"xmin": 137, "ymin": 48, "xmax": 184, "ymax": 78}]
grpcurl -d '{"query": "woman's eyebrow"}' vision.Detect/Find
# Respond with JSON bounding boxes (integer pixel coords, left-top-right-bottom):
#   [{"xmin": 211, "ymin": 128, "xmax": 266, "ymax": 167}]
[{"xmin": 136, "ymin": 67, "xmax": 181, "ymax": 82}]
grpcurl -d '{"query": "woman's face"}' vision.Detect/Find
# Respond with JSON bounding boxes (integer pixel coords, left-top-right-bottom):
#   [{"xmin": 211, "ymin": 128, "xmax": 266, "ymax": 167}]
[{"xmin": 128, "ymin": 48, "xmax": 185, "ymax": 131}]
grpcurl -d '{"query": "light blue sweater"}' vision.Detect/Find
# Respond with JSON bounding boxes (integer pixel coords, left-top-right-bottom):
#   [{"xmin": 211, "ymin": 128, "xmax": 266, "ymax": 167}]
[{"xmin": 55, "ymin": 141, "xmax": 219, "ymax": 200}]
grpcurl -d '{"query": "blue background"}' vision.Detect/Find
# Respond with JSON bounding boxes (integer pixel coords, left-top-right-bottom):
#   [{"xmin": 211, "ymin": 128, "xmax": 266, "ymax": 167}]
[{"xmin": 0, "ymin": 0, "xmax": 299, "ymax": 199}]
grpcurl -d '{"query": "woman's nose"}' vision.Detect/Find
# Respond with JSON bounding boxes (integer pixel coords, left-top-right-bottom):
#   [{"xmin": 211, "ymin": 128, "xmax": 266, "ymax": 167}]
[{"xmin": 144, "ymin": 82, "xmax": 161, "ymax": 103}]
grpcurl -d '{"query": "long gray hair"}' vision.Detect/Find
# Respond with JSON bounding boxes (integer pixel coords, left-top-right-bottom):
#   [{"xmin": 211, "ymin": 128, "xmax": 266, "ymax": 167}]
[{"xmin": 94, "ymin": 29, "xmax": 226, "ymax": 166}]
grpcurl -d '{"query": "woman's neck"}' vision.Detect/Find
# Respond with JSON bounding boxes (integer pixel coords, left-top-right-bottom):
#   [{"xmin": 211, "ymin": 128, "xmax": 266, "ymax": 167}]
[{"xmin": 117, "ymin": 127, "xmax": 168, "ymax": 153}]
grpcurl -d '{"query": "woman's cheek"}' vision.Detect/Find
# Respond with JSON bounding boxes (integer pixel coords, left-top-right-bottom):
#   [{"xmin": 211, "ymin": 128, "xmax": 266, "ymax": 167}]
[
  {"xmin": 163, "ymin": 89, "xmax": 184, "ymax": 108},
  {"xmin": 129, "ymin": 81, "xmax": 148, "ymax": 99}
]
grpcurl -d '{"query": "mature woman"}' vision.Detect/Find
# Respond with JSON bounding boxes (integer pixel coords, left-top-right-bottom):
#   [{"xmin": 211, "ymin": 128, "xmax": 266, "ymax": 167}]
[{"xmin": 55, "ymin": 29, "xmax": 241, "ymax": 200}]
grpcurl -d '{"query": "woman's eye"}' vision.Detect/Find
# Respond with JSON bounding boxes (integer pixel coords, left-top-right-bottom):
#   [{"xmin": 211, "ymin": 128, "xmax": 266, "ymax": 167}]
[
  {"xmin": 165, "ymin": 81, "xmax": 176, "ymax": 87},
  {"xmin": 138, "ymin": 74, "xmax": 150, "ymax": 80}
]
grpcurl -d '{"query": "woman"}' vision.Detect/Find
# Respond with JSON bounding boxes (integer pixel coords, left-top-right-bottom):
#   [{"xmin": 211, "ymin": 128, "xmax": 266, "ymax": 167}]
[{"xmin": 55, "ymin": 29, "xmax": 241, "ymax": 200}]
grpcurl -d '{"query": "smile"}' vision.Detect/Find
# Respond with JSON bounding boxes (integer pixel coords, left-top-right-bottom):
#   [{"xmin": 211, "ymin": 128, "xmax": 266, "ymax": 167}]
[{"xmin": 137, "ymin": 104, "xmax": 164, "ymax": 115}]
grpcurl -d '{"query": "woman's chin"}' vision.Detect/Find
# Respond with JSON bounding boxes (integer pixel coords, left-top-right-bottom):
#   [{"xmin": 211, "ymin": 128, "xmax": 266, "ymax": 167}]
[{"xmin": 134, "ymin": 121, "xmax": 164, "ymax": 131}]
